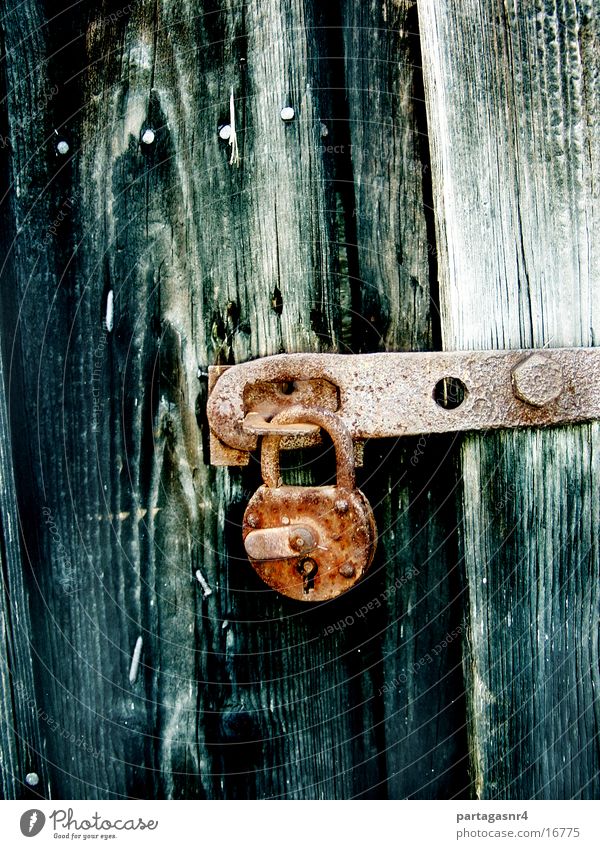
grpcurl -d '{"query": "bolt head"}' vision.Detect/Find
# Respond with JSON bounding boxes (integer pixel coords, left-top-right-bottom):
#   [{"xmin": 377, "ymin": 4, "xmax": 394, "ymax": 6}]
[
  {"xmin": 280, "ymin": 106, "xmax": 295, "ymax": 121},
  {"xmin": 141, "ymin": 128, "xmax": 155, "ymax": 145},
  {"xmin": 339, "ymin": 563, "xmax": 355, "ymax": 579},
  {"xmin": 290, "ymin": 535, "xmax": 306, "ymax": 551},
  {"xmin": 288, "ymin": 527, "xmax": 315, "ymax": 552},
  {"xmin": 511, "ymin": 353, "xmax": 564, "ymax": 408},
  {"xmin": 335, "ymin": 499, "xmax": 349, "ymax": 514}
]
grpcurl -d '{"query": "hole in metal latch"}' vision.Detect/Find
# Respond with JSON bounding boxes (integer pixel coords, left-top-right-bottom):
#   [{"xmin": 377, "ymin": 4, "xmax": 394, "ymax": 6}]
[
  {"xmin": 280, "ymin": 381, "xmax": 295, "ymax": 395},
  {"xmin": 433, "ymin": 377, "xmax": 466, "ymax": 410}
]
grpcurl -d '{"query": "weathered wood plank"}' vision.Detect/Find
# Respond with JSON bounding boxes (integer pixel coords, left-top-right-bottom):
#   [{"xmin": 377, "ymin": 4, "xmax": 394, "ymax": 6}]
[
  {"xmin": 342, "ymin": 0, "xmax": 434, "ymax": 354},
  {"xmin": 0, "ymin": 0, "xmax": 106, "ymax": 799},
  {"xmin": 130, "ymin": 0, "xmax": 380, "ymax": 800},
  {"xmin": 419, "ymin": 0, "xmax": 600, "ymax": 797},
  {"xmin": 8, "ymin": 0, "xmax": 584, "ymax": 800},
  {"xmin": 0, "ymin": 343, "xmax": 48, "ymax": 799},
  {"xmin": 0, "ymin": 0, "xmax": 438, "ymax": 799},
  {"xmin": 341, "ymin": 0, "xmax": 469, "ymax": 798}
]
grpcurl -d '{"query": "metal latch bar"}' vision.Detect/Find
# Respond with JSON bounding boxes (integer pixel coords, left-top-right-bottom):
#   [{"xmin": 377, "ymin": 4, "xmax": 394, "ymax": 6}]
[{"xmin": 206, "ymin": 349, "xmax": 600, "ymax": 466}]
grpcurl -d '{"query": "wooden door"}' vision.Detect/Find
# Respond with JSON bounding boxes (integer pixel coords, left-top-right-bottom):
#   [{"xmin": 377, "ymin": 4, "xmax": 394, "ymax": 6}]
[{"xmin": 0, "ymin": 0, "xmax": 597, "ymax": 800}]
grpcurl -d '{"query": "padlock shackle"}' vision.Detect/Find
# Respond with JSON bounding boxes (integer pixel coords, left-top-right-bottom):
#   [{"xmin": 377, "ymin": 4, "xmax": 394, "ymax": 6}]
[{"xmin": 261, "ymin": 406, "xmax": 355, "ymax": 489}]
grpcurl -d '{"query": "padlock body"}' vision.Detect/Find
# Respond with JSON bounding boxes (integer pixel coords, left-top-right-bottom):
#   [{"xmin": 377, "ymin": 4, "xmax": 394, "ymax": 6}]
[{"xmin": 242, "ymin": 484, "xmax": 376, "ymax": 601}]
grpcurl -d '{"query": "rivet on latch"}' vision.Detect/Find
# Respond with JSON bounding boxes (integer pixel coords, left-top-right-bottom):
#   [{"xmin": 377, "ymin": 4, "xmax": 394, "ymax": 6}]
[
  {"xmin": 339, "ymin": 563, "xmax": 355, "ymax": 579},
  {"xmin": 289, "ymin": 527, "xmax": 315, "ymax": 552}
]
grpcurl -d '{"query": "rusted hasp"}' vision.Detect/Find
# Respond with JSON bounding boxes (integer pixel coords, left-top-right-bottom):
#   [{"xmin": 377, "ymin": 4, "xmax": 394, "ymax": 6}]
[{"xmin": 207, "ymin": 348, "xmax": 600, "ymax": 465}]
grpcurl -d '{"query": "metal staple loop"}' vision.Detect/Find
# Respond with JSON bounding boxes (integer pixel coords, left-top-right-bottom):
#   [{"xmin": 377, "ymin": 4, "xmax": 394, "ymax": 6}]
[{"xmin": 260, "ymin": 406, "xmax": 355, "ymax": 490}]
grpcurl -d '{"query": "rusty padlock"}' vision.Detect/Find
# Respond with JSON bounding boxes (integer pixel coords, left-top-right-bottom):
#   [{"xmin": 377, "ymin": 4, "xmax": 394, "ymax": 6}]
[{"xmin": 242, "ymin": 406, "xmax": 377, "ymax": 601}]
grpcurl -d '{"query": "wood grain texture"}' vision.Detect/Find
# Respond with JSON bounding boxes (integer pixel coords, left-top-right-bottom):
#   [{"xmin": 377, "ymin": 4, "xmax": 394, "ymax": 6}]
[
  {"xmin": 0, "ymin": 0, "xmax": 464, "ymax": 799},
  {"xmin": 342, "ymin": 0, "xmax": 435, "ymax": 354},
  {"xmin": 419, "ymin": 0, "xmax": 600, "ymax": 797},
  {"xmin": 0, "ymin": 343, "xmax": 48, "ymax": 799},
  {"xmin": 0, "ymin": 0, "xmax": 81, "ymax": 799},
  {"xmin": 5, "ymin": 0, "xmax": 596, "ymax": 801},
  {"xmin": 341, "ymin": 0, "xmax": 468, "ymax": 798}
]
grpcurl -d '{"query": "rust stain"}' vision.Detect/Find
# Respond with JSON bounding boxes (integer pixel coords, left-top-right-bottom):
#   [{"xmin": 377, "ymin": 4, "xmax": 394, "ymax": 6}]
[
  {"xmin": 207, "ymin": 348, "xmax": 600, "ymax": 464},
  {"xmin": 241, "ymin": 406, "xmax": 377, "ymax": 602},
  {"xmin": 242, "ymin": 484, "xmax": 376, "ymax": 602}
]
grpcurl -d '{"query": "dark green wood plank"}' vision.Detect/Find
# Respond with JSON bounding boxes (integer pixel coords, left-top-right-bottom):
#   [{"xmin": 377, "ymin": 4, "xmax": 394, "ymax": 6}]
[
  {"xmin": 342, "ymin": 0, "xmax": 469, "ymax": 798},
  {"xmin": 1, "ymin": 0, "xmax": 389, "ymax": 799},
  {"xmin": 0, "ymin": 340, "xmax": 48, "ymax": 799}
]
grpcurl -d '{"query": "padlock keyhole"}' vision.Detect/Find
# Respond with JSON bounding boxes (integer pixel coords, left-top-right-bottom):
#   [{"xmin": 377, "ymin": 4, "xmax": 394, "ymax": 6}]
[{"xmin": 297, "ymin": 558, "xmax": 318, "ymax": 594}]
